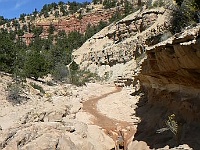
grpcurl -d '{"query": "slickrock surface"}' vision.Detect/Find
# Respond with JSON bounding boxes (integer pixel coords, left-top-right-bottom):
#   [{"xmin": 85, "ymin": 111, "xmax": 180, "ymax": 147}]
[{"xmin": 0, "ymin": 74, "xmax": 140, "ymax": 150}]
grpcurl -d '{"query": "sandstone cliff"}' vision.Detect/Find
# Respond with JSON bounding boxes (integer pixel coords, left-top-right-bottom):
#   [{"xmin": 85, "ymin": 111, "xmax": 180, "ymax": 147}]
[
  {"xmin": 1, "ymin": 2, "xmax": 200, "ymax": 149},
  {"xmin": 73, "ymin": 7, "xmax": 171, "ymax": 82},
  {"xmin": 139, "ymin": 24, "xmax": 200, "ymax": 123},
  {"xmin": 35, "ymin": 7, "xmax": 120, "ymax": 34},
  {"xmin": 74, "ymin": 5, "xmax": 200, "ymax": 149},
  {"xmin": 134, "ymin": 24, "xmax": 200, "ymax": 149}
]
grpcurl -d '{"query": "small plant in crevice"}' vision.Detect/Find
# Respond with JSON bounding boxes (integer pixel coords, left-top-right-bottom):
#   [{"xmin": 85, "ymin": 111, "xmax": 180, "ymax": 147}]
[
  {"xmin": 165, "ymin": 114, "xmax": 186, "ymax": 144},
  {"xmin": 156, "ymin": 114, "xmax": 184, "ymax": 144},
  {"xmin": 44, "ymin": 92, "xmax": 53, "ymax": 102},
  {"xmin": 157, "ymin": 114, "xmax": 184, "ymax": 144},
  {"xmin": 165, "ymin": 114, "xmax": 178, "ymax": 136}
]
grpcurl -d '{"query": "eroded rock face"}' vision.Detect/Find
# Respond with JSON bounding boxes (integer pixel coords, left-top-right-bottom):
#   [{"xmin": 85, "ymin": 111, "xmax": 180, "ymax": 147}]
[
  {"xmin": 73, "ymin": 7, "xmax": 171, "ymax": 82},
  {"xmin": 134, "ymin": 25, "xmax": 200, "ymax": 149},
  {"xmin": 36, "ymin": 7, "xmax": 121, "ymax": 35},
  {"xmin": 139, "ymin": 25, "xmax": 200, "ymax": 123},
  {"xmin": 0, "ymin": 123, "xmax": 77, "ymax": 150}
]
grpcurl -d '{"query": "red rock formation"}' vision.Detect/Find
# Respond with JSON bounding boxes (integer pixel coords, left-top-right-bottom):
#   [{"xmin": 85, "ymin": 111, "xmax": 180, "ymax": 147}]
[
  {"xmin": 19, "ymin": 33, "xmax": 35, "ymax": 46},
  {"xmin": 36, "ymin": 8, "xmax": 119, "ymax": 35}
]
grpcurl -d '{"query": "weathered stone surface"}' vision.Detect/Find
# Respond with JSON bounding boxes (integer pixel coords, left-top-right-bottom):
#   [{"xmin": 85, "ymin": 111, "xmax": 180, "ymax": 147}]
[
  {"xmin": 36, "ymin": 7, "xmax": 122, "ymax": 35},
  {"xmin": 73, "ymin": 7, "xmax": 171, "ymax": 83},
  {"xmin": 138, "ymin": 25, "xmax": 200, "ymax": 122},
  {"xmin": 0, "ymin": 79, "xmax": 116, "ymax": 150},
  {"xmin": 128, "ymin": 140, "xmax": 150, "ymax": 150},
  {"xmin": 134, "ymin": 24, "xmax": 200, "ymax": 150},
  {"xmin": 19, "ymin": 103, "xmax": 70, "ymax": 124},
  {"xmin": 0, "ymin": 123, "xmax": 77, "ymax": 150}
]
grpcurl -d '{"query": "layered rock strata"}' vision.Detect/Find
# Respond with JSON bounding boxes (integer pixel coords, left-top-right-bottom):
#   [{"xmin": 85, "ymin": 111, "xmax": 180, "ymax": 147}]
[
  {"xmin": 134, "ymin": 25, "xmax": 200, "ymax": 149},
  {"xmin": 36, "ymin": 7, "xmax": 122, "ymax": 34},
  {"xmin": 73, "ymin": 7, "xmax": 171, "ymax": 82},
  {"xmin": 139, "ymin": 25, "xmax": 200, "ymax": 123}
]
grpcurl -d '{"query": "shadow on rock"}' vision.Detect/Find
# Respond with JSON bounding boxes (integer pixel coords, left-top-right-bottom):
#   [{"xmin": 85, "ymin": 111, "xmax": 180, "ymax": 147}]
[{"xmin": 131, "ymin": 87, "xmax": 200, "ymax": 150}]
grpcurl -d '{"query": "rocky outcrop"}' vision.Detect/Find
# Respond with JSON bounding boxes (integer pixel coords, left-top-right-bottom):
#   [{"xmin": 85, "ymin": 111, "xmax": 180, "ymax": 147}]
[
  {"xmin": 0, "ymin": 122, "xmax": 77, "ymax": 150},
  {"xmin": 36, "ymin": 7, "xmax": 121, "ymax": 34},
  {"xmin": 0, "ymin": 77, "xmax": 115, "ymax": 150},
  {"xmin": 73, "ymin": 7, "xmax": 171, "ymax": 82},
  {"xmin": 134, "ymin": 24, "xmax": 200, "ymax": 149},
  {"xmin": 139, "ymin": 25, "xmax": 200, "ymax": 123}
]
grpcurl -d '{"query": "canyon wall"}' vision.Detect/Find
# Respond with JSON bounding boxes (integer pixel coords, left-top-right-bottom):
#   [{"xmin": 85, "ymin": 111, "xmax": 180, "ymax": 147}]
[
  {"xmin": 73, "ymin": 7, "xmax": 171, "ymax": 82},
  {"xmin": 35, "ymin": 7, "xmax": 119, "ymax": 34},
  {"xmin": 139, "ymin": 25, "xmax": 200, "ymax": 123},
  {"xmin": 132, "ymin": 25, "xmax": 200, "ymax": 149}
]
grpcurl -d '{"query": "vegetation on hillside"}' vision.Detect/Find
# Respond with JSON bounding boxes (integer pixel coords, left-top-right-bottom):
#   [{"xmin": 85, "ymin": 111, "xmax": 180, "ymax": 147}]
[
  {"xmin": 171, "ymin": 0, "xmax": 200, "ymax": 33},
  {"xmin": 0, "ymin": 0, "xmax": 135, "ymax": 37},
  {"xmin": 1, "ymin": 0, "xmax": 199, "ymax": 83},
  {"xmin": 0, "ymin": 0, "xmax": 135, "ymax": 85},
  {"xmin": 145, "ymin": 0, "xmax": 199, "ymax": 33},
  {"xmin": 0, "ymin": 16, "xmax": 10, "ymax": 25},
  {"xmin": 0, "ymin": 15, "xmax": 110, "ymax": 86},
  {"xmin": 1, "ymin": 0, "xmax": 199, "ymax": 106}
]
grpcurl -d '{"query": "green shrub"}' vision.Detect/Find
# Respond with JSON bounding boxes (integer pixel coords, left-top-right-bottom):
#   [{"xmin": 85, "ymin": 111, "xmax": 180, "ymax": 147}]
[
  {"xmin": 109, "ymin": 12, "xmax": 123, "ymax": 23},
  {"xmin": 52, "ymin": 63, "xmax": 69, "ymax": 82},
  {"xmin": 170, "ymin": 0, "xmax": 200, "ymax": 33},
  {"xmin": 46, "ymin": 81, "xmax": 54, "ymax": 86},
  {"xmin": 71, "ymin": 70, "xmax": 100, "ymax": 86},
  {"xmin": 153, "ymin": 0, "xmax": 165, "ymax": 7},
  {"xmin": 146, "ymin": 0, "xmax": 153, "ymax": 8},
  {"xmin": 30, "ymin": 82, "xmax": 45, "ymax": 94},
  {"xmin": 6, "ymin": 82, "xmax": 24, "ymax": 104},
  {"xmin": 170, "ymin": 8, "xmax": 188, "ymax": 33}
]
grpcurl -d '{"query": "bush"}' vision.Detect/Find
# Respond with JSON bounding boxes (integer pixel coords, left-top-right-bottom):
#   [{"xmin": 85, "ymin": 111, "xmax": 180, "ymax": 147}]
[
  {"xmin": 30, "ymin": 82, "xmax": 45, "ymax": 94},
  {"xmin": 23, "ymin": 49, "xmax": 49, "ymax": 80},
  {"xmin": 52, "ymin": 63, "xmax": 69, "ymax": 82},
  {"xmin": 146, "ymin": 0, "xmax": 153, "ymax": 8},
  {"xmin": 170, "ymin": 0, "xmax": 200, "ymax": 33},
  {"xmin": 170, "ymin": 7, "xmax": 188, "ymax": 33},
  {"xmin": 71, "ymin": 70, "xmax": 99, "ymax": 86},
  {"xmin": 153, "ymin": 0, "xmax": 165, "ymax": 7},
  {"xmin": 103, "ymin": 0, "xmax": 117, "ymax": 9},
  {"xmin": 6, "ymin": 82, "xmax": 24, "ymax": 104},
  {"xmin": 46, "ymin": 81, "xmax": 54, "ymax": 86},
  {"xmin": 109, "ymin": 12, "xmax": 123, "ymax": 23}
]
